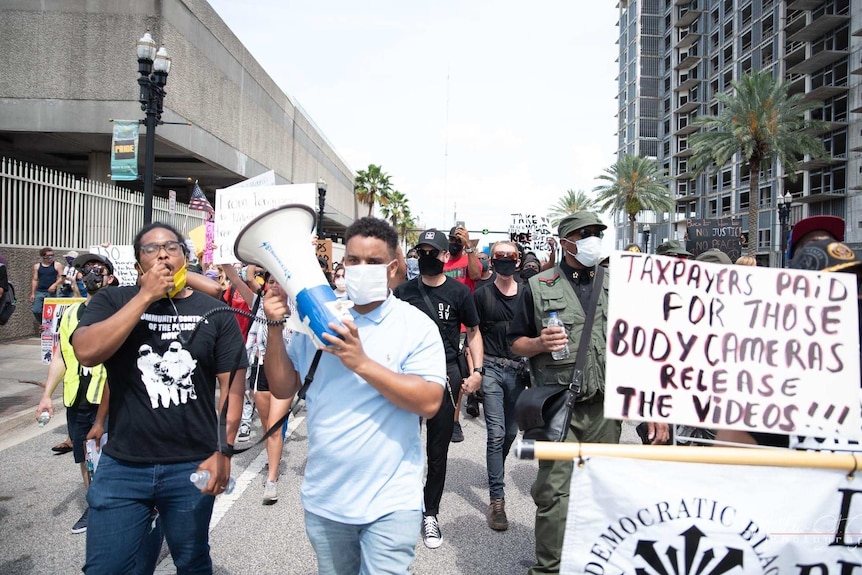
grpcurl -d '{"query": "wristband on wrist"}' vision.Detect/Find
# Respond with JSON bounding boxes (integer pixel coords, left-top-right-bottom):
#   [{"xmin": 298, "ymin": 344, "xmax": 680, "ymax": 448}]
[{"xmin": 219, "ymin": 444, "xmax": 234, "ymax": 457}]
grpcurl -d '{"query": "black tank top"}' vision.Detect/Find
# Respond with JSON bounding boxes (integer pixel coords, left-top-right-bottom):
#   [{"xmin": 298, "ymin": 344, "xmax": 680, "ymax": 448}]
[{"xmin": 36, "ymin": 262, "xmax": 56, "ymax": 290}]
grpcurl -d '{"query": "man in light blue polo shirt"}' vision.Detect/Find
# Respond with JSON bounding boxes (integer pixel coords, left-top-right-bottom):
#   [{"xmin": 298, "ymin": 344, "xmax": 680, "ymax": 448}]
[{"xmin": 263, "ymin": 217, "xmax": 446, "ymax": 574}]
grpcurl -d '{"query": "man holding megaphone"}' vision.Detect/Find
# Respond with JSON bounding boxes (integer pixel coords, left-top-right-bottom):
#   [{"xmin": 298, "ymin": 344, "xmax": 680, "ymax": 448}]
[{"xmin": 263, "ymin": 217, "xmax": 447, "ymax": 574}]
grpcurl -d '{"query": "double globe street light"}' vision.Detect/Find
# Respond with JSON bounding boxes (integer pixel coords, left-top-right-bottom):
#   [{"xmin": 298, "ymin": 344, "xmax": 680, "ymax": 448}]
[
  {"xmin": 776, "ymin": 191, "xmax": 793, "ymax": 267},
  {"xmin": 136, "ymin": 31, "xmax": 171, "ymax": 225}
]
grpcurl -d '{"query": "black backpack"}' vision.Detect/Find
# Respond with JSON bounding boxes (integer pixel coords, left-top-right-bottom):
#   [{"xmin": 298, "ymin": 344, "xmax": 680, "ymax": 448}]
[{"xmin": 0, "ymin": 265, "xmax": 16, "ymax": 325}]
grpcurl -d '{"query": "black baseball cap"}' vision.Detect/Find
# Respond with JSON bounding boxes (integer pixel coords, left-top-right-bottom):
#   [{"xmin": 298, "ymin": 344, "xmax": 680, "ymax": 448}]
[
  {"xmin": 416, "ymin": 229, "xmax": 448, "ymax": 252},
  {"xmin": 72, "ymin": 253, "xmax": 114, "ymax": 274}
]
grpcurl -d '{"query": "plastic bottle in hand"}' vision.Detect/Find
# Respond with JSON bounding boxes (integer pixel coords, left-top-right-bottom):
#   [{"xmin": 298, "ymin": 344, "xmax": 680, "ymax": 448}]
[
  {"xmin": 547, "ymin": 312, "xmax": 570, "ymax": 361},
  {"xmin": 189, "ymin": 471, "xmax": 235, "ymax": 495},
  {"xmin": 37, "ymin": 410, "xmax": 51, "ymax": 427}
]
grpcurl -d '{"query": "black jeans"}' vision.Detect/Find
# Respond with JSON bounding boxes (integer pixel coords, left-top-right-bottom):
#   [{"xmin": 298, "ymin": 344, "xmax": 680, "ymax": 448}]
[{"xmin": 423, "ymin": 361, "xmax": 461, "ymax": 516}]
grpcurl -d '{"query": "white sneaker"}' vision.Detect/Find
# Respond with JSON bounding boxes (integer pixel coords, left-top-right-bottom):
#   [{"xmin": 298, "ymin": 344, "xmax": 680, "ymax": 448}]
[
  {"xmin": 263, "ymin": 480, "xmax": 278, "ymax": 505},
  {"xmin": 422, "ymin": 515, "xmax": 442, "ymax": 549},
  {"xmin": 237, "ymin": 422, "xmax": 251, "ymax": 443}
]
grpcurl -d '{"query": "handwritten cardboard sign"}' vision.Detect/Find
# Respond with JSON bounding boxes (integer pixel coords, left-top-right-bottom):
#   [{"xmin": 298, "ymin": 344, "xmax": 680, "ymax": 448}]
[
  {"xmin": 213, "ymin": 183, "xmax": 316, "ymax": 264},
  {"xmin": 88, "ymin": 245, "xmax": 137, "ymax": 287},
  {"xmin": 685, "ymin": 217, "xmax": 743, "ymax": 262},
  {"xmin": 604, "ymin": 251, "xmax": 862, "ymax": 440},
  {"xmin": 509, "ymin": 213, "xmax": 554, "ymax": 253}
]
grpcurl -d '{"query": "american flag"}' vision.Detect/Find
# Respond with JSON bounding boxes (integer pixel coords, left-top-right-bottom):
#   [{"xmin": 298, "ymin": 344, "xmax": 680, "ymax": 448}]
[{"xmin": 189, "ymin": 181, "xmax": 215, "ymax": 215}]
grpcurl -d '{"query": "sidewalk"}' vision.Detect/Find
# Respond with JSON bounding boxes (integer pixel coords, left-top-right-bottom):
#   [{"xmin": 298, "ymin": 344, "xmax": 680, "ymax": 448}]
[{"xmin": 0, "ymin": 337, "xmax": 61, "ymax": 435}]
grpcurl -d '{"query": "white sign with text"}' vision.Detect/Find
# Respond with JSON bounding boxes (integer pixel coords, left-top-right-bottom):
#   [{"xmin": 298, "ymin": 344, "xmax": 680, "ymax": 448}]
[
  {"xmin": 509, "ymin": 213, "xmax": 554, "ymax": 253},
  {"xmin": 88, "ymin": 245, "xmax": 137, "ymax": 287},
  {"xmin": 213, "ymin": 183, "xmax": 316, "ymax": 264},
  {"xmin": 604, "ymin": 251, "xmax": 862, "ymax": 440}
]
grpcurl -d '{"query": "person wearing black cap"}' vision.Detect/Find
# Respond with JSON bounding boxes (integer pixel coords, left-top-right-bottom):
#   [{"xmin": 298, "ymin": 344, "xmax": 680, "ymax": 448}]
[
  {"xmin": 508, "ymin": 211, "xmax": 669, "ymax": 575},
  {"xmin": 393, "ymin": 228, "xmax": 484, "ymax": 550}
]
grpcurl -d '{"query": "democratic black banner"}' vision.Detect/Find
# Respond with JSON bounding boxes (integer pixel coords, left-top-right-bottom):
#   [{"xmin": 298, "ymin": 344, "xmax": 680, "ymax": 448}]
[{"xmin": 685, "ymin": 217, "xmax": 744, "ymax": 262}]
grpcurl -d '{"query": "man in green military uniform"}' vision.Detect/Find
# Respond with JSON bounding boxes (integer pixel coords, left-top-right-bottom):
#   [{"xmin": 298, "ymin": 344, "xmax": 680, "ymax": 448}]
[{"xmin": 508, "ymin": 211, "xmax": 669, "ymax": 575}]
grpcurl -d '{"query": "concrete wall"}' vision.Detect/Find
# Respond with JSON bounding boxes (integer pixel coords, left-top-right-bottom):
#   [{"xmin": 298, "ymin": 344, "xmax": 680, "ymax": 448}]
[
  {"xmin": 0, "ymin": 0, "xmax": 357, "ymax": 228},
  {"xmin": 0, "ymin": 248, "xmax": 55, "ymax": 342}
]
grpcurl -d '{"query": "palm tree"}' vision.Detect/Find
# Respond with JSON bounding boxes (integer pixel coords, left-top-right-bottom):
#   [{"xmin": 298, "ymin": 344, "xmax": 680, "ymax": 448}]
[
  {"xmin": 354, "ymin": 164, "xmax": 393, "ymax": 217},
  {"xmin": 689, "ymin": 70, "xmax": 827, "ymax": 257},
  {"xmin": 379, "ymin": 190, "xmax": 412, "ymax": 245},
  {"xmin": 547, "ymin": 189, "xmax": 597, "ymax": 226},
  {"xmin": 593, "ymin": 154, "xmax": 674, "ymax": 243}
]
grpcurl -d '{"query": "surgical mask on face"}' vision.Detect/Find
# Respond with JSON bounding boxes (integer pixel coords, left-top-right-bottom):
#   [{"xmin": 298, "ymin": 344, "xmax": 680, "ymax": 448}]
[
  {"xmin": 571, "ymin": 236, "xmax": 603, "ymax": 267},
  {"xmin": 167, "ymin": 264, "xmax": 188, "ymax": 298},
  {"xmin": 345, "ymin": 261, "xmax": 393, "ymax": 305},
  {"xmin": 492, "ymin": 258, "xmax": 517, "ymax": 277},
  {"xmin": 205, "ymin": 270, "xmax": 219, "ymax": 280},
  {"xmin": 418, "ymin": 255, "xmax": 445, "ymax": 276},
  {"xmin": 334, "ymin": 277, "xmax": 346, "ymax": 291}
]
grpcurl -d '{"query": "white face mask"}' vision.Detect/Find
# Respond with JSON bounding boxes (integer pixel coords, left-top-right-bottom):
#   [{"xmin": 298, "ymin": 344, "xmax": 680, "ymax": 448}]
[
  {"xmin": 568, "ymin": 236, "xmax": 603, "ymax": 267},
  {"xmin": 334, "ymin": 277, "xmax": 347, "ymax": 291},
  {"xmin": 345, "ymin": 261, "xmax": 393, "ymax": 305}
]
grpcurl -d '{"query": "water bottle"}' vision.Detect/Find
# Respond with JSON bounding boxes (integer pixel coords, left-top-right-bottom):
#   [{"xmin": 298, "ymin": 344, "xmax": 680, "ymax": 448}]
[
  {"xmin": 190, "ymin": 470, "xmax": 235, "ymax": 495},
  {"xmin": 37, "ymin": 410, "xmax": 51, "ymax": 427},
  {"xmin": 547, "ymin": 312, "xmax": 570, "ymax": 361}
]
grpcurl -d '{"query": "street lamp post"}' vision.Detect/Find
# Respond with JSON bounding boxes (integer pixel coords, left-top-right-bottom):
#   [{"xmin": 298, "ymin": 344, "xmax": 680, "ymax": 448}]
[
  {"xmin": 642, "ymin": 224, "xmax": 651, "ymax": 253},
  {"xmin": 776, "ymin": 191, "xmax": 793, "ymax": 268},
  {"xmin": 317, "ymin": 178, "xmax": 327, "ymax": 238},
  {"xmin": 136, "ymin": 31, "xmax": 171, "ymax": 225}
]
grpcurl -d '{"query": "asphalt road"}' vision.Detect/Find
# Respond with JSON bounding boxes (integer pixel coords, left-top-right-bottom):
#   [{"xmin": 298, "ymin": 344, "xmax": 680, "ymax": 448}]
[{"xmin": 0, "ymin": 396, "xmax": 639, "ymax": 575}]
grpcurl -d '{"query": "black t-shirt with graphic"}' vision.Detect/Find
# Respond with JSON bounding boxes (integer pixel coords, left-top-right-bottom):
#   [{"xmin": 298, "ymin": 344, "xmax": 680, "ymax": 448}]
[
  {"xmin": 473, "ymin": 282, "xmax": 522, "ymax": 360},
  {"xmin": 393, "ymin": 276, "xmax": 479, "ymax": 362},
  {"xmin": 76, "ymin": 287, "xmax": 247, "ymax": 463}
]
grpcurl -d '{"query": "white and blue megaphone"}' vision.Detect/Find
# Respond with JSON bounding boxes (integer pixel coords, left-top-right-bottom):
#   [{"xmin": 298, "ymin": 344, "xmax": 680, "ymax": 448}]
[{"xmin": 234, "ymin": 204, "xmax": 351, "ymax": 347}]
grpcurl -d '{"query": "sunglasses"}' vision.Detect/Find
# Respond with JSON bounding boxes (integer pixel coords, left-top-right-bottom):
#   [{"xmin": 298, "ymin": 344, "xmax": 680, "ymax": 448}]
[
  {"xmin": 579, "ymin": 229, "xmax": 604, "ymax": 239},
  {"xmin": 418, "ymin": 248, "xmax": 441, "ymax": 258},
  {"xmin": 492, "ymin": 252, "xmax": 518, "ymax": 260},
  {"xmin": 81, "ymin": 264, "xmax": 107, "ymax": 275}
]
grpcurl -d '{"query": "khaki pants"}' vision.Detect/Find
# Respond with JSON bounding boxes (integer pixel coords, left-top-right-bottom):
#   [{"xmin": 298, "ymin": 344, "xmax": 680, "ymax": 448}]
[{"xmin": 528, "ymin": 400, "xmax": 621, "ymax": 575}]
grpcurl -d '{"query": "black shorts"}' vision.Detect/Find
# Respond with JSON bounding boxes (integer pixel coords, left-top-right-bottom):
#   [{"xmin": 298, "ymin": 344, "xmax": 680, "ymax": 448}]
[
  {"xmin": 249, "ymin": 363, "xmax": 270, "ymax": 393},
  {"xmin": 66, "ymin": 404, "xmax": 98, "ymax": 464}
]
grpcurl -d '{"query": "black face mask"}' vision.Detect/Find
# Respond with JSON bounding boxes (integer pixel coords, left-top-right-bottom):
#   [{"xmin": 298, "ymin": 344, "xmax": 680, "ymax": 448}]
[
  {"xmin": 82, "ymin": 271, "xmax": 106, "ymax": 294},
  {"xmin": 520, "ymin": 267, "xmax": 539, "ymax": 280},
  {"xmin": 418, "ymin": 255, "xmax": 445, "ymax": 276},
  {"xmin": 492, "ymin": 259, "xmax": 517, "ymax": 277},
  {"xmin": 448, "ymin": 242, "xmax": 463, "ymax": 257}
]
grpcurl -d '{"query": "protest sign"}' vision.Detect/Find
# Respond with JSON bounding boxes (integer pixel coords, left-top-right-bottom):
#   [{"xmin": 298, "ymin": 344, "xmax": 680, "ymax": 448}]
[
  {"xmin": 604, "ymin": 251, "xmax": 862, "ymax": 440},
  {"xmin": 88, "ymin": 245, "xmax": 137, "ymax": 287},
  {"xmin": 315, "ymin": 239, "xmax": 333, "ymax": 272},
  {"xmin": 686, "ymin": 217, "xmax": 744, "ymax": 262},
  {"xmin": 40, "ymin": 297, "xmax": 85, "ymax": 364},
  {"xmin": 213, "ymin": 183, "xmax": 316, "ymax": 264},
  {"xmin": 509, "ymin": 213, "xmax": 554, "ymax": 253},
  {"xmin": 561, "ymin": 457, "xmax": 861, "ymax": 574}
]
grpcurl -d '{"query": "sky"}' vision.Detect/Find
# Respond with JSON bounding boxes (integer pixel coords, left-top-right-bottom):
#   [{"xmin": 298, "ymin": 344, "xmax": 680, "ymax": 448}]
[{"xmin": 206, "ymin": 1, "xmax": 621, "ymax": 250}]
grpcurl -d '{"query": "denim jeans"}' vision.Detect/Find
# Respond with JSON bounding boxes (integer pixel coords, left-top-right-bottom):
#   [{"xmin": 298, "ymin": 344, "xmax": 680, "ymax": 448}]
[
  {"xmin": 84, "ymin": 454, "xmax": 215, "ymax": 574},
  {"xmin": 482, "ymin": 360, "xmax": 525, "ymax": 500},
  {"xmin": 305, "ymin": 508, "xmax": 422, "ymax": 575}
]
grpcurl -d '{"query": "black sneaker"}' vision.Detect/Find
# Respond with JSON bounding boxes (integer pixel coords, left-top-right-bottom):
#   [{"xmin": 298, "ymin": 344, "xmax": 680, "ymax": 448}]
[
  {"xmin": 465, "ymin": 394, "xmax": 480, "ymax": 417},
  {"xmin": 71, "ymin": 508, "xmax": 88, "ymax": 534},
  {"xmin": 451, "ymin": 422, "xmax": 464, "ymax": 443}
]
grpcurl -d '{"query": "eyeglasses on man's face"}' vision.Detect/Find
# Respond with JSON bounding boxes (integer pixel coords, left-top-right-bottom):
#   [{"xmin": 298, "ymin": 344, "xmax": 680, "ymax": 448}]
[
  {"xmin": 417, "ymin": 248, "xmax": 441, "ymax": 258},
  {"xmin": 43, "ymin": 253, "xmax": 54, "ymax": 259},
  {"xmin": 81, "ymin": 264, "xmax": 107, "ymax": 275},
  {"xmin": 578, "ymin": 228, "xmax": 604, "ymax": 239},
  {"xmin": 140, "ymin": 241, "xmax": 184, "ymax": 257}
]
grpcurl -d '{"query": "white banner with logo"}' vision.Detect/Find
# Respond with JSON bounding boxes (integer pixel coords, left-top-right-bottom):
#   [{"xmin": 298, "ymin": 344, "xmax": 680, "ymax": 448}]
[{"xmin": 562, "ymin": 457, "xmax": 861, "ymax": 574}]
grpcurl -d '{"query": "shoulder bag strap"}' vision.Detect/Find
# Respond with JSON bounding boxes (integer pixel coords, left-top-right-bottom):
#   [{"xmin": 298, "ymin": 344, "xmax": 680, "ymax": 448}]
[{"xmin": 569, "ymin": 266, "xmax": 605, "ymax": 395}]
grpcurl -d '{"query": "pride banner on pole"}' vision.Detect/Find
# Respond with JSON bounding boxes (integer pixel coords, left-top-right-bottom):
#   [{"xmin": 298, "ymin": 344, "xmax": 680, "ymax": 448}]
[{"xmin": 110, "ymin": 120, "xmax": 139, "ymax": 181}]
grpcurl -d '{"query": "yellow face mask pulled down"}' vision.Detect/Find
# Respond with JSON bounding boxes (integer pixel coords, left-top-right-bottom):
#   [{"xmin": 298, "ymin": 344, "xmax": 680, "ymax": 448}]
[{"xmin": 167, "ymin": 265, "xmax": 188, "ymax": 298}]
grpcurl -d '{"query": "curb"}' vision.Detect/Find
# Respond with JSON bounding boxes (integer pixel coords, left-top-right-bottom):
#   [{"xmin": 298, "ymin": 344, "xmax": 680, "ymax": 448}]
[{"xmin": 0, "ymin": 399, "xmax": 66, "ymax": 437}]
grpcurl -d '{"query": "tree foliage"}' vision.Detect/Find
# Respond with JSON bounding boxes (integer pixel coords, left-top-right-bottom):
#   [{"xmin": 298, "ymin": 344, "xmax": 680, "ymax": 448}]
[
  {"xmin": 548, "ymin": 189, "xmax": 597, "ymax": 227},
  {"xmin": 593, "ymin": 154, "xmax": 674, "ymax": 243},
  {"xmin": 689, "ymin": 70, "xmax": 827, "ymax": 256}
]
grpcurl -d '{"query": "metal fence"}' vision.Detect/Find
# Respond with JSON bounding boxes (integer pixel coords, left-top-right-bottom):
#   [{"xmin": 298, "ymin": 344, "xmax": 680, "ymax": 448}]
[{"xmin": 0, "ymin": 157, "xmax": 206, "ymax": 249}]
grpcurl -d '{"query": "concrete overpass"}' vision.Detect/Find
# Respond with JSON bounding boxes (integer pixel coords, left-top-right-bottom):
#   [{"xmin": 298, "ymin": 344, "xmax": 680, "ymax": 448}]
[{"xmin": 0, "ymin": 0, "xmax": 358, "ymax": 238}]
